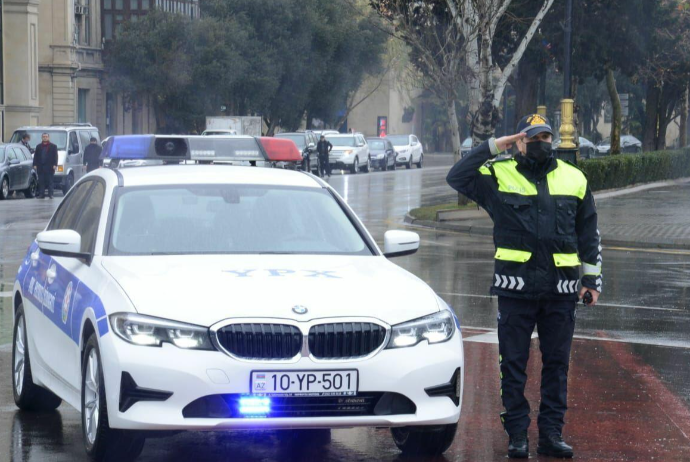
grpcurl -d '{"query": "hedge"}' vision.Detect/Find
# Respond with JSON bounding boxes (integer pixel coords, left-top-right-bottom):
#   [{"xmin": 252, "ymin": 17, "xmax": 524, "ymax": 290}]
[{"xmin": 578, "ymin": 149, "xmax": 690, "ymax": 192}]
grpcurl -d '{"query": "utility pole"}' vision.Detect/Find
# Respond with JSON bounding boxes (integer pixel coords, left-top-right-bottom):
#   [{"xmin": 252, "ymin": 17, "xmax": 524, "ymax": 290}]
[{"xmin": 557, "ymin": 0, "xmax": 578, "ymax": 161}]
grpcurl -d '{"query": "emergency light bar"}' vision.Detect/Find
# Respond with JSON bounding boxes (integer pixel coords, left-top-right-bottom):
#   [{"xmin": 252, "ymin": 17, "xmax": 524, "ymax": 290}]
[{"xmin": 101, "ymin": 135, "xmax": 303, "ymax": 165}]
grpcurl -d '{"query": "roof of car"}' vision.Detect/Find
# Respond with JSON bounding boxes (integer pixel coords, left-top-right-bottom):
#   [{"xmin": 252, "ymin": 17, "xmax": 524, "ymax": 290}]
[
  {"xmin": 15, "ymin": 125, "xmax": 96, "ymax": 131},
  {"xmin": 109, "ymin": 165, "xmax": 323, "ymax": 188},
  {"xmin": 326, "ymin": 134, "xmax": 357, "ymax": 137}
]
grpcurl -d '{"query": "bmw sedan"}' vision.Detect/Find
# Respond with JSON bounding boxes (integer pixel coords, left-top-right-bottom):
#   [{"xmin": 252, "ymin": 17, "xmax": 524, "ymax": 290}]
[{"xmin": 12, "ymin": 164, "xmax": 464, "ymax": 460}]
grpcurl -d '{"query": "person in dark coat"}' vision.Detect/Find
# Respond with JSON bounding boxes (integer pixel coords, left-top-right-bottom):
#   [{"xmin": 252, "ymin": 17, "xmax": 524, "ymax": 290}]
[
  {"xmin": 316, "ymin": 135, "xmax": 333, "ymax": 178},
  {"xmin": 33, "ymin": 133, "xmax": 59, "ymax": 199},
  {"xmin": 83, "ymin": 137, "xmax": 102, "ymax": 172}
]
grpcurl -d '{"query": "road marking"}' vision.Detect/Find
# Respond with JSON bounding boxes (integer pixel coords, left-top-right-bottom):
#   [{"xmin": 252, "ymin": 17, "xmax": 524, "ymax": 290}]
[
  {"xmin": 438, "ymin": 292, "xmax": 686, "ymax": 312},
  {"xmin": 605, "ymin": 246, "xmax": 690, "ymax": 256}
]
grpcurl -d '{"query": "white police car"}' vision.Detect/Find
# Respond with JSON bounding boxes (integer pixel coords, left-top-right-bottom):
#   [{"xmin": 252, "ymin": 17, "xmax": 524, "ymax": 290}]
[{"xmin": 11, "ymin": 136, "xmax": 464, "ymax": 461}]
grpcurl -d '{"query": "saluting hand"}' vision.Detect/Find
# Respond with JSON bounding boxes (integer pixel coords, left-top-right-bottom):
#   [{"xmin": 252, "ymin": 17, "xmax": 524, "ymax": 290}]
[{"xmin": 495, "ymin": 133, "xmax": 527, "ymax": 152}]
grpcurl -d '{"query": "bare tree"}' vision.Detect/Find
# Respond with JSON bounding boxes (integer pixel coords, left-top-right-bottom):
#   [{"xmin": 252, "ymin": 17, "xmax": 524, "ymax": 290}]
[
  {"xmin": 446, "ymin": 0, "xmax": 555, "ymax": 145},
  {"xmin": 370, "ymin": 1, "xmax": 470, "ymax": 161}
]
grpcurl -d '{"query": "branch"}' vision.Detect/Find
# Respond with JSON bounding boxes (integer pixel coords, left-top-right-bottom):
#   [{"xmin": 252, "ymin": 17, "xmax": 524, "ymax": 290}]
[
  {"xmin": 491, "ymin": 0, "xmax": 555, "ymax": 107},
  {"xmin": 490, "ymin": 0, "xmax": 513, "ymax": 38}
]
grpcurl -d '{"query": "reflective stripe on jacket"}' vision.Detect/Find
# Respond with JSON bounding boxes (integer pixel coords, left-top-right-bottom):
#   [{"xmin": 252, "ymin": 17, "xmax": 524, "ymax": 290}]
[{"xmin": 446, "ymin": 139, "xmax": 602, "ymax": 300}]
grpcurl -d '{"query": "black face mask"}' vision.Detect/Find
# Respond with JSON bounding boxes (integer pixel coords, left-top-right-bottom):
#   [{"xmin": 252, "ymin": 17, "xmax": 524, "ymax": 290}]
[{"xmin": 525, "ymin": 141, "xmax": 552, "ymax": 164}]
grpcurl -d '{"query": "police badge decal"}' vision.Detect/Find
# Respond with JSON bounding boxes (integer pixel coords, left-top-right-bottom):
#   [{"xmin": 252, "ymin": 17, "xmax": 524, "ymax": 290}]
[{"xmin": 62, "ymin": 281, "xmax": 73, "ymax": 324}]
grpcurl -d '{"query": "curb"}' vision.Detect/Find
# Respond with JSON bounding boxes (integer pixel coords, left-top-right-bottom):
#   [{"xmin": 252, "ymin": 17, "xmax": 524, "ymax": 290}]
[{"xmin": 405, "ymin": 177, "xmax": 690, "ymax": 251}]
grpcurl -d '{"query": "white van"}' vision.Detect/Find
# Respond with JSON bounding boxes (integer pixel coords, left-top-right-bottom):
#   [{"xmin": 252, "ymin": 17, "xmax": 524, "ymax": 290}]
[{"xmin": 10, "ymin": 123, "xmax": 100, "ymax": 195}]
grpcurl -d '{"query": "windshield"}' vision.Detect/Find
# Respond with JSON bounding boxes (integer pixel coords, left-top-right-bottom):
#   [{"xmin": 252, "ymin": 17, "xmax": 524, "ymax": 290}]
[
  {"xmin": 275, "ymin": 134, "xmax": 306, "ymax": 149},
  {"xmin": 386, "ymin": 135, "xmax": 410, "ymax": 146},
  {"xmin": 327, "ymin": 136, "xmax": 356, "ymax": 147},
  {"xmin": 11, "ymin": 130, "xmax": 68, "ymax": 150},
  {"xmin": 368, "ymin": 140, "xmax": 385, "ymax": 150},
  {"xmin": 109, "ymin": 185, "xmax": 372, "ymax": 256}
]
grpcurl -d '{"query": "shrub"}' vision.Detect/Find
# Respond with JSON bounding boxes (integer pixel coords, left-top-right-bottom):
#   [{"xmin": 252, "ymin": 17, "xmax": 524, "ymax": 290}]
[{"xmin": 578, "ymin": 149, "xmax": 690, "ymax": 191}]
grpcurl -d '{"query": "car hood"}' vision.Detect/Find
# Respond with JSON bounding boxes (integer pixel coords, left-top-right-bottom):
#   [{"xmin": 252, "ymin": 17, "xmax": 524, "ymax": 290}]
[{"xmin": 101, "ymin": 255, "xmax": 439, "ymax": 327}]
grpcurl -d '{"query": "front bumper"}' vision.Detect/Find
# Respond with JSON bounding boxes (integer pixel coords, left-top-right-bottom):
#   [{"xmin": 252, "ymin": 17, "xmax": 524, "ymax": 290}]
[{"xmin": 101, "ymin": 330, "xmax": 464, "ymax": 431}]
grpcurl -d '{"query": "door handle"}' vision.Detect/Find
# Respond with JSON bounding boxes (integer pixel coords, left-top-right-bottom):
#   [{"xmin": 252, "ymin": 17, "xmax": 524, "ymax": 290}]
[{"xmin": 46, "ymin": 267, "xmax": 56, "ymax": 280}]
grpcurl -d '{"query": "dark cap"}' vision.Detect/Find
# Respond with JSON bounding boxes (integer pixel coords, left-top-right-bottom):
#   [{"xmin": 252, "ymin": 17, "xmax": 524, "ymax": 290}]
[{"xmin": 516, "ymin": 114, "xmax": 553, "ymax": 138}]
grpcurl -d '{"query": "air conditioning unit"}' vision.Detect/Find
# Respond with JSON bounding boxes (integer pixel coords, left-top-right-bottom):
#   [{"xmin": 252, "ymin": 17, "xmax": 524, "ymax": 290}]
[{"xmin": 75, "ymin": 5, "xmax": 88, "ymax": 15}]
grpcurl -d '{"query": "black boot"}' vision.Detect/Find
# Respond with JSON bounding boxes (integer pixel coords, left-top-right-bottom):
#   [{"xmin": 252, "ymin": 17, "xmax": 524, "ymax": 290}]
[
  {"xmin": 537, "ymin": 433, "xmax": 573, "ymax": 458},
  {"xmin": 508, "ymin": 432, "xmax": 529, "ymax": 459}
]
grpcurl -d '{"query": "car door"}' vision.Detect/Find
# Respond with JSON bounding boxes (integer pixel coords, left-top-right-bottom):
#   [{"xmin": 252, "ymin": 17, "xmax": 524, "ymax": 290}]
[
  {"xmin": 68, "ymin": 131, "xmax": 84, "ymax": 180},
  {"xmin": 411, "ymin": 136, "xmax": 421, "ymax": 161},
  {"xmin": 386, "ymin": 140, "xmax": 395, "ymax": 166},
  {"xmin": 24, "ymin": 180, "xmax": 94, "ymax": 385},
  {"xmin": 14, "ymin": 147, "xmax": 32, "ymax": 188},
  {"xmin": 6, "ymin": 148, "xmax": 22, "ymax": 190}
]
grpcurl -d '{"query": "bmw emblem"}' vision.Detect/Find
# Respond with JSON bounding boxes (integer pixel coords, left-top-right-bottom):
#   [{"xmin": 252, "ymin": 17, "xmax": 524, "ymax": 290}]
[{"xmin": 292, "ymin": 305, "xmax": 308, "ymax": 315}]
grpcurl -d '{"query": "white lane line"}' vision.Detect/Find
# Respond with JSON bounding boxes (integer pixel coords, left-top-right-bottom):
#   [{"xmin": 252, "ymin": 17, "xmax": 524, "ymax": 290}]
[
  {"xmin": 0, "ymin": 291, "xmax": 12, "ymax": 298},
  {"xmin": 438, "ymin": 292, "xmax": 685, "ymax": 312},
  {"xmin": 461, "ymin": 326, "xmax": 690, "ymax": 349}
]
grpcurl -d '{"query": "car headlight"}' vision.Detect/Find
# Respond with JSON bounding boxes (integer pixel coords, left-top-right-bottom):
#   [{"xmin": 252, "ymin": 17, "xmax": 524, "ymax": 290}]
[
  {"xmin": 377, "ymin": 154, "xmax": 385, "ymax": 159},
  {"xmin": 110, "ymin": 313, "xmax": 215, "ymax": 350},
  {"xmin": 386, "ymin": 310, "xmax": 455, "ymax": 349},
  {"xmin": 343, "ymin": 150, "xmax": 353, "ymax": 155}
]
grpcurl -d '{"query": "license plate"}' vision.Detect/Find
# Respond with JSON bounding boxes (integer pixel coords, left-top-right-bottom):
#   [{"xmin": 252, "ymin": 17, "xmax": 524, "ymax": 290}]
[{"xmin": 251, "ymin": 370, "xmax": 358, "ymax": 396}]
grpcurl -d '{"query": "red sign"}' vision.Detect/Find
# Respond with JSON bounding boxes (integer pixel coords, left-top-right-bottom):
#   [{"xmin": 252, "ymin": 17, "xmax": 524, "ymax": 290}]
[{"xmin": 377, "ymin": 116, "xmax": 388, "ymax": 137}]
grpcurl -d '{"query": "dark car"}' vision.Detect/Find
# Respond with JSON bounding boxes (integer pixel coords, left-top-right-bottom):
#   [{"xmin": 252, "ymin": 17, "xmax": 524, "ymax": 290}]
[
  {"xmin": 553, "ymin": 137, "xmax": 598, "ymax": 159},
  {"xmin": 275, "ymin": 132, "xmax": 319, "ymax": 174},
  {"xmin": 366, "ymin": 137, "xmax": 396, "ymax": 171},
  {"xmin": 0, "ymin": 144, "xmax": 38, "ymax": 200}
]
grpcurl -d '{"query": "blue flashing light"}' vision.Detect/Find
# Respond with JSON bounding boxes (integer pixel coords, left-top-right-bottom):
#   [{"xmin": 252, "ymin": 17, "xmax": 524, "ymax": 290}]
[
  {"xmin": 239, "ymin": 397, "xmax": 271, "ymax": 415},
  {"xmin": 102, "ymin": 135, "xmax": 154, "ymax": 160}
]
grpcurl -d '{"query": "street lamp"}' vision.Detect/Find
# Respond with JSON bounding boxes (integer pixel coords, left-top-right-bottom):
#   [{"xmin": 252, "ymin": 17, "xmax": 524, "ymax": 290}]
[{"xmin": 557, "ymin": 0, "xmax": 578, "ymax": 162}]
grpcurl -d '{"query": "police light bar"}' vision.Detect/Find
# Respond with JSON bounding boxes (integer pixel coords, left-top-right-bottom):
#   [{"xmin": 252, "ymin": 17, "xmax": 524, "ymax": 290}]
[
  {"xmin": 101, "ymin": 135, "xmax": 267, "ymax": 163},
  {"xmin": 259, "ymin": 137, "xmax": 303, "ymax": 163}
]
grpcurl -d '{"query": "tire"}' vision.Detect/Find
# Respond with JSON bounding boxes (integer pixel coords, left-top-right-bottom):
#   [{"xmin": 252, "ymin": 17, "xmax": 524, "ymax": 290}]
[
  {"xmin": 416, "ymin": 153, "xmax": 424, "ymax": 168},
  {"xmin": 406, "ymin": 158, "xmax": 412, "ymax": 169},
  {"xmin": 82, "ymin": 334, "xmax": 145, "ymax": 462},
  {"xmin": 361, "ymin": 157, "xmax": 370, "ymax": 173},
  {"xmin": 13, "ymin": 305, "xmax": 63, "ymax": 411},
  {"xmin": 350, "ymin": 157, "xmax": 359, "ymax": 174},
  {"xmin": 0, "ymin": 176, "xmax": 9, "ymax": 200},
  {"xmin": 24, "ymin": 175, "xmax": 38, "ymax": 198},
  {"xmin": 277, "ymin": 429, "xmax": 331, "ymax": 447},
  {"xmin": 390, "ymin": 158, "xmax": 396, "ymax": 171},
  {"xmin": 62, "ymin": 173, "xmax": 74, "ymax": 195},
  {"xmin": 391, "ymin": 424, "xmax": 457, "ymax": 456}
]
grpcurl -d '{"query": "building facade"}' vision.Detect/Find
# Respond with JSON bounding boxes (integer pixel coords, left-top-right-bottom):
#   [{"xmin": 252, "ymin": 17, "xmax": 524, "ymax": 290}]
[{"xmin": 0, "ymin": 0, "xmax": 199, "ymax": 141}]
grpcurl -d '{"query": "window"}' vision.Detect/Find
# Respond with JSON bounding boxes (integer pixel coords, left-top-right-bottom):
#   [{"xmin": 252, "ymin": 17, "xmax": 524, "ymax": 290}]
[
  {"xmin": 74, "ymin": 182, "xmax": 105, "ymax": 252},
  {"xmin": 142, "ymin": 0, "xmax": 149, "ymax": 9},
  {"xmin": 104, "ymin": 13, "xmax": 113, "ymax": 40},
  {"xmin": 78, "ymin": 89, "xmax": 89, "ymax": 123},
  {"xmin": 115, "ymin": 0, "xmax": 123, "ymax": 9},
  {"xmin": 69, "ymin": 132, "xmax": 80, "ymax": 153},
  {"xmin": 105, "ymin": 0, "xmax": 112, "ymax": 8},
  {"xmin": 7, "ymin": 149, "xmax": 16, "ymax": 161},
  {"xmin": 79, "ymin": 130, "xmax": 91, "ymax": 148},
  {"xmin": 13, "ymin": 148, "xmax": 27, "ymax": 161},
  {"xmin": 89, "ymin": 131, "xmax": 101, "ymax": 143},
  {"xmin": 130, "ymin": 0, "xmax": 138, "ymax": 8},
  {"xmin": 48, "ymin": 181, "xmax": 94, "ymax": 231},
  {"xmin": 0, "ymin": 147, "xmax": 5, "ymax": 163}
]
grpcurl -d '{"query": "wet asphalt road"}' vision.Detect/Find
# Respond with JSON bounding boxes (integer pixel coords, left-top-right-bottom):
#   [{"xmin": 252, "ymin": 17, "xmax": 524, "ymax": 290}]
[{"xmin": 1, "ymin": 155, "xmax": 689, "ymax": 461}]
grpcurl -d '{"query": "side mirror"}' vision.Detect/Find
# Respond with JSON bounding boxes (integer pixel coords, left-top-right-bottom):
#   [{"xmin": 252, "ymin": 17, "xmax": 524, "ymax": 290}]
[
  {"xmin": 36, "ymin": 229, "xmax": 91, "ymax": 264},
  {"xmin": 383, "ymin": 230, "xmax": 420, "ymax": 258},
  {"xmin": 9, "ymin": 158, "xmax": 20, "ymax": 165}
]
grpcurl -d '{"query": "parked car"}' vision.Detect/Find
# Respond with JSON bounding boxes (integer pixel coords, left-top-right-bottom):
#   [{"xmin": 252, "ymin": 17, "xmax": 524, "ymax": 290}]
[
  {"xmin": 0, "ymin": 144, "xmax": 38, "ymax": 199},
  {"xmin": 312, "ymin": 130, "xmax": 340, "ymax": 138},
  {"xmin": 596, "ymin": 135, "xmax": 642, "ymax": 155},
  {"xmin": 366, "ymin": 137, "xmax": 396, "ymax": 171},
  {"xmin": 10, "ymin": 123, "xmax": 100, "ymax": 195},
  {"xmin": 325, "ymin": 134, "xmax": 370, "ymax": 174},
  {"xmin": 552, "ymin": 137, "xmax": 598, "ymax": 159},
  {"xmin": 387, "ymin": 134, "xmax": 423, "ymax": 169},
  {"xmin": 461, "ymin": 137, "xmax": 472, "ymax": 158},
  {"xmin": 275, "ymin": 132, "xmax": 319, "ymax": 173}
]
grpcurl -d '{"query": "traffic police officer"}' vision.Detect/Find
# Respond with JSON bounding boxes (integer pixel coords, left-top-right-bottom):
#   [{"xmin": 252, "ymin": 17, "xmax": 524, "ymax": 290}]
[{"xmin": 446, "ymin": 115, "xmax": 602, "ymax": 459}]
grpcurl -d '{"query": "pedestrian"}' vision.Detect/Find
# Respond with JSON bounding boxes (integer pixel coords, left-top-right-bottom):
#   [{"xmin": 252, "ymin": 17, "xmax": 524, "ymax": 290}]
[
  {"xmin": 316, "ymin": 135, "xmax": 333, "ymax": 178},
  {"xmin": 21, "ymin": 133, "xmax": 35, "ymax": 155},
  {"xmin": 83, "ymin": 137, "xmax": 102, "ymax": 173},
  {"xmin": 33, "ymin": 133, "xmax": 59, "ymax": 199},
  {"xmin": 446, "ymin": 114, "xmax": 602, "ymax": 459}
]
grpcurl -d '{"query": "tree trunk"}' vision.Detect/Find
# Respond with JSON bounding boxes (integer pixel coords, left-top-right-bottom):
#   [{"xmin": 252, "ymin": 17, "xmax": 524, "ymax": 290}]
[
  {"xmin": 447, "ymin": 99, "xmax": 461, "ymax": 163},
  {"xmin": 605, "ymin": 68, "xmax": 622, "ymax": 155},
  {"xmin": 513, "ymin": 60, "xmax": 539, "ymax": 121},
  {"xmin": 680, "ymin": 86, "xmax": 688, "ymax": 148},
  {"xmin": 643, "ymin": 84, "xmax": 661, "ymax": 152}
]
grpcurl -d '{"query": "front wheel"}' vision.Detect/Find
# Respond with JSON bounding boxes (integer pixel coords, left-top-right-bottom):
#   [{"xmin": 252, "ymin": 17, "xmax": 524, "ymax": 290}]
[
  {"xmin": 13, "ymin": 305, "xmax": 62, "ymax": 411},
  {"xmin": 361, "ymin": 157, "xmax": 370, "ymax": 173},
  {"xmin": 391, "ymin": 423, "xmax": 457, "ymax": 456},
  {"xmin": 82, "ymin": 334, "xmax": 145, "ymax": 462},
  {"xmin": 416, "ymin": 153, "xmax": 424, "ymax": 168},
  {"xmin": 24, "ymin": 175, "xmax": 38, "ymax": 198},
  {"xmin": 0, "ymin": 176, "xmax": 9, "ymax": 200},
  {"xmin": 406, "ymin": 158, "xmax": 412, "ymax": 169},
  {"xmin": 350, "ymin": 157, "xmax": 359, "ymax": 174}
]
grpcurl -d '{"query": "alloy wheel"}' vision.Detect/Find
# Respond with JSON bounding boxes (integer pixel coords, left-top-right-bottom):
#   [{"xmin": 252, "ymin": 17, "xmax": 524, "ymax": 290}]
[
  {"xmin": 13, "ymin": 318, "xmax": 25, "ymax": 396},
  {"xmin": 84, "ymin": 349, "xmax": 100, "ymax": 445},
  {"xmin": 2, "ymin": 178, "xmax": 8, "ymax": 198}
]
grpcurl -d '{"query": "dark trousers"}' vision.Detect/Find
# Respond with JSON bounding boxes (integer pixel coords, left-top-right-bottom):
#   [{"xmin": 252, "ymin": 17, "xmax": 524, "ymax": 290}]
[
  {"xmin": 497, "ymin": 296, "xmax": 576, "ymax": 437},
  {"xmin": 318, "ymin": 155, "xmax": 331, "ymax": 177},
  {"xmin": 37, "ymin": 169, "xmax": 55, "ymax": 198}
]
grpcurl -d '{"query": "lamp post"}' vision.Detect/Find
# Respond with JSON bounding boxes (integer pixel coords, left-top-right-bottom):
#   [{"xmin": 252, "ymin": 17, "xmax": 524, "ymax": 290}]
[{"xmin": 557, "ymin": 0, "xmax": 578, "ymax": 162}]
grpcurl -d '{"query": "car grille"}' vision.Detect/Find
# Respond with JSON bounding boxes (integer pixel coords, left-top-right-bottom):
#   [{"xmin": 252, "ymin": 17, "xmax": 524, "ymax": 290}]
[
  {"xmin": 182, "ymin": 392, "xmax": 416, "ymax": 418},
  {"xmin": 215, "ymin": 323, "xmax": 302, "ymax": 360},
  {"xmin": 308, "ymin": 323, "xmax": 387, "ymax": 360}
]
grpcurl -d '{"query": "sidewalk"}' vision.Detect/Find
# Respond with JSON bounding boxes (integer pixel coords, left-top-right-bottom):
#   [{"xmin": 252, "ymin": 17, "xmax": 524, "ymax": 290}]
[{"xmin": 405, "ymin": 179, "xmax": 690, "ymax": 250}]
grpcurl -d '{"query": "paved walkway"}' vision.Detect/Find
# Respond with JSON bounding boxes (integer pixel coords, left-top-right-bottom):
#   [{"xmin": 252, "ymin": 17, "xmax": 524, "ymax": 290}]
[{"xmin": 407, "ymin": 180, "xmax": 690, "ymax": 250}]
